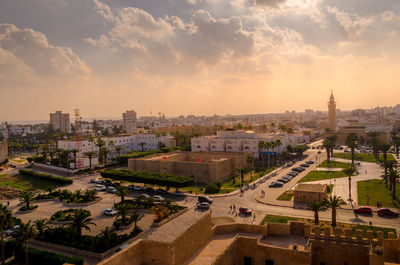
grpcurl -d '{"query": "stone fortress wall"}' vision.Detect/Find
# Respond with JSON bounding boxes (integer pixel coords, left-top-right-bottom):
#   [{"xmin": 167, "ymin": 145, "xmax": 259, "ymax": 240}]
[
  {"xmin": 98, "ymin": 210, "xmax": 400, "ymax": 265},
  {"xmin": 0, "ymin": 142, "xmax": 8, "ymax": 163},
  {"xmin": 128, "ymin": 151, "xmax": 247, "ymax": 183}
]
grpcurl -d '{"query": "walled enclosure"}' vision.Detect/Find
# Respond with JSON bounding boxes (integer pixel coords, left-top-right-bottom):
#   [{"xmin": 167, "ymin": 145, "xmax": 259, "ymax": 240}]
[
  {"xmin": 294, "ymin": 183, "xmax": 327, "ymax": 203},
  {"xmin": 128, "ymin": 151, "xmax": 247, "ymax": 183},
  {"xmin": 0, "ymin": 142, "xmax": 8, "ymax": 163}
]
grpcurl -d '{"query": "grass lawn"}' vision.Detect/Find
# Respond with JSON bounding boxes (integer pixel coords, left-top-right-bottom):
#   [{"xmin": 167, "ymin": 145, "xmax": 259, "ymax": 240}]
[
  {"xmin": 277, "ymin": 190, "xmax": 294, "ymax": 201},
  {"xmin": 318, "ymin": 160, "xmax": 351, "ymax": 168},
  {"xmin": 260, "ymin": 214, "xmax": 396, "ymax": 238},
  {"xmin": 358, "ymin": 179, "xmax": 400, "ymax": 208},
  {"xmin": 333, "ymin": 153, "xmax": 396, "ymax": 163},
  {"xmin": 10, "ymin": 157, "xmax": 27, "ymax": 163},
  {"xmin": 181, "ymin": 167, "xmax": 277, "ymax": 195},
  {"xmin": 298, "ymin": 171, "xmax": 346, "ymax": 183},
  {"xmin": 0, "ymin": 173, "xmax": 62, "ymax": 192}
]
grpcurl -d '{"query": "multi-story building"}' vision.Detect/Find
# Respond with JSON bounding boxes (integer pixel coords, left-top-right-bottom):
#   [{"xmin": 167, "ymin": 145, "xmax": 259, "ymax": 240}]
[
  {"xmin": 191, "ymin": 130, "xmax": 309, "ymax": 158},
  {"xmin": 50, "ymin": 111, "xmax": 70, "ymax": 133},
  {"xmin": 122, "ymin": 110, "xmax": 137, "ymax": 133},
  {"xmin": 8, "ymin": 125, "xmax": 32, "ymax": 135}
]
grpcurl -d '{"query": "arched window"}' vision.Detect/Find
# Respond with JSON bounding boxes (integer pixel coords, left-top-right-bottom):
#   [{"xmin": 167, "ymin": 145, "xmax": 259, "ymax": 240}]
[{"xmin": 227, "ymin": 146, "xmax": 232, "ymax": 150}]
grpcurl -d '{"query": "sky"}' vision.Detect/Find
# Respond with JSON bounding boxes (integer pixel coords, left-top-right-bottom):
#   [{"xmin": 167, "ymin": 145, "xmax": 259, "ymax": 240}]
[{"xmin": 0, "ymin": 0, "xmax": 400, "ymax": 121}]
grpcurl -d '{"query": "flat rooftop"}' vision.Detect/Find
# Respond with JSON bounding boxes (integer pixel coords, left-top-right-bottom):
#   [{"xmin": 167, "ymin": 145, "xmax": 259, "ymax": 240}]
[{"xmin": 295, "ymin": 183, "xmax": 326, "ymax": 193}]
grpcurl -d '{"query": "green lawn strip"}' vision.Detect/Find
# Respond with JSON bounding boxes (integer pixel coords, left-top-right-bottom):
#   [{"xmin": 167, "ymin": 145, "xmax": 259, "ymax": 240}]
[
  {"xmin": 327, "ymin": 184, "xmax": 333, "ymax": 194},
  {"xmin": 298, "ymin": 171, "xmax": 346, "ymax": 183},
  {"xmin": 0, "ymin": 173, "xmax": 61, "ymax": 191},
  {"xmin": 277, "ymin": 190, "xmax": 294, "ymax": 201},
  {"xmin": 260, "ymin": 214, "xmax": 396, "ymax": 238},
  {"xmin": 318, "ymin": 160, "xmax": 351, "ymax": 168},
  {"xmin": 333, "ymin": 153, "xmax": 396, "ymax": 163},
  {"xmin": 357, "ymin": 179, "xmax": 400, "ymax": 208}
]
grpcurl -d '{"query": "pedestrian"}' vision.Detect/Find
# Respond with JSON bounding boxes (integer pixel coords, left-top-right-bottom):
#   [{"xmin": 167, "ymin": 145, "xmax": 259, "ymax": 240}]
[
  {"xmin": 230, "ymin": 205, "xmax": 232, "ymax": 212},
  {"xmin": 233, "ymin": 204, "xmax": 236, "ymax": 210},
  {"xmin": 7, "ymin": 201, "xmax": 10, "ymax": 207},
  {"xmin": 377, "ymin": 201, "xmax": 379, "ymax": 208},
  {"xmin": 253, "ymin": 213, "xmax": 256, "ymax": 221}
]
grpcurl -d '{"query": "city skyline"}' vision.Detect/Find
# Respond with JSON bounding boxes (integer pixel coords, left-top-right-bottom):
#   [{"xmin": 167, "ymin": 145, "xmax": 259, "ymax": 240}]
[{"xmin": 1, "ymin": 0, "xmax": 400, "ymax": 121}]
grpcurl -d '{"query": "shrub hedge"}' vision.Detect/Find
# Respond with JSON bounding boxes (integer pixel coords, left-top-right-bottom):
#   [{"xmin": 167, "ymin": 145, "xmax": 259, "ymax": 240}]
[
  {"xmin": 19, "ymin": 169, "xmax": 73, "ymax": 184},
  {"xmin": 205, "ymin": 183, "xmax": 220, "ymax": 194},
  {"xmin": 100, "ymin": 169, "xmax": 193, "ymax": 188},
  {"xmin": 26, "ymin": 155, "xmax": 44, "ymax": 163}
]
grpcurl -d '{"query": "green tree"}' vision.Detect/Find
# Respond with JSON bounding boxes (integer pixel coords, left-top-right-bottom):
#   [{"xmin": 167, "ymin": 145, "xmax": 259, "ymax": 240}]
[
  {"xmin": 367, "ymin": 131, "xmax": 381, "ymax": 160},
  {"xmin": 33, "ymin": 219, "xmax": 48, "ymax": 238},
  {"xmin": 246, "ymin": 154, "xmax": 255, "ymax": 180},
  {"xmin": 71, "ymin": 149, "xmax": 78, "ymax": 169},
  {"xmin": 388, "ymin": 166, "xmax": 400, "ymax": 201},
  {"xmin": 101, "ymin": 147, "xmax": 109, "ymax": 165},
  {"xmin": 16, "ymin": 221, "xmax": 36, "ymax": 265},
  {"xmin": 115, "ymin": 203, "xmax": 131, "ymax": 225},
  {"xmin": 115, "ymin": 146, "xmax": 123, "ymax": 165},
  {"xmin": 307, "ymin": 201, "xmax": 326, "ymax": 225},
  {"xmin": 342, "ymin": 166, "xmax": 356, "ymax": 201},
  {"xmin": 345, "ymin": 133, "xmax": 359, "ymax": 166},
  {"xmin": 324, "ymin": 195, "xmax": 346, "ymax": 227},
  {"xmin": 84, "ymin": 151, "xmax": 96, "ymax": 170},
  {"xmin": 129, "ymin": 211, "xmax": 143, "ymax": 232},
  {"xmin": 323, "ymin": 138, "xmax": 333, "ymax": 162},
  {"xmin": 63, "ymin": 209, "xmax": 95, "ymax": 242},
  {"xmin": 19, "ymin": 191, "xmax": 35, "ymax": 210},
  {"xmin": 139, "ymin": 142, "xmax": 146, "ymax": 152},
  {"xmin": 0, "ymin": 203, "xmax": 13, "ymax": 265},
  {"xmin": 379, "ymin": 143, "xmax": 391, "ymax": 187},
  {"xmin": 98, "ymin": 226, "xmax": 116, "ymax": 250},
  {"xmin": 96, "ymin": 137, "xmax": 105, "ymax": 163},
  {"xmin": 116, "ymin": 186, "xmax": 127, "ymax": 203}
]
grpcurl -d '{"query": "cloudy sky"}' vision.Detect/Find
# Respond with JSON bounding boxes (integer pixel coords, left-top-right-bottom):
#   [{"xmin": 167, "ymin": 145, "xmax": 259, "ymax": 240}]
[{"xmin": 1, "ymin": 0, "xmax": 400, "ymax": 121}]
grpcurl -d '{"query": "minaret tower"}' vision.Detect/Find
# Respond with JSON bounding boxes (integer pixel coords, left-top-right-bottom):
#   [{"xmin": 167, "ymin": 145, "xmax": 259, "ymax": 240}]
[{"xmin": 328, "ymin": 90, "xmax": 336, "ymax": 132}]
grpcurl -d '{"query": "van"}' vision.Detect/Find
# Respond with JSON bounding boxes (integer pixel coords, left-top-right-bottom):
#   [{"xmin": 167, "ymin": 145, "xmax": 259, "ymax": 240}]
[{"xmin": 198, "ymin": 196, "xmax": 213, "ymax": 204}]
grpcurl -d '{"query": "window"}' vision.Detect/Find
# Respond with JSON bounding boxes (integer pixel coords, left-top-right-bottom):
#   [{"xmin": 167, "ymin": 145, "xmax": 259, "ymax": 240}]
[
  {"xmin": 265, "ymin": 260, "xmax": 274, "ymax": 265},
  {"xmin": 244, "ymin": 257, "xmax": 252, "ymax": 265}
]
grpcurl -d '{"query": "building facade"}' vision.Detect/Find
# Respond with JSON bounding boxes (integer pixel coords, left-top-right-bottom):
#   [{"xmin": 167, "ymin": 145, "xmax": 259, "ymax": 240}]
[
  {"xmin": 294, "ymin": 183, "xmax": 327, "ymax": 203},
  {"xmin": 191, "ymin": 130, "xmax": 310, "ymax": 158},
  {"xmin": 122, "ymin": 110, "xmax": 137, "ymax": 134},
  {"xmin": 328, "ymin": 91, "xmax": 336, "ymax": 132},
  {"xmin": 50, "ymin": 111, "xmax": 70, "ymax": 133},
  {"xmin": 0, "ymin": 142, "xmax": 8, "ymax": 163}
]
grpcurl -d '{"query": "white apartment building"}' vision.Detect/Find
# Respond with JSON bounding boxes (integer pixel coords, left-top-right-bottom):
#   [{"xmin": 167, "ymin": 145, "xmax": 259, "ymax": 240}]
[
  {"xmin": 50, "ymin": 111, "xmax": 71, "ymax": 133},
  {"xmin": 8, "ymin": 125, "xmax": 32, "ymax": 135},
  {"xmin": 122, "ymin": 110, "xmax": 137, "ymax": 133},
  {"xmin": 58, "ymin": 133, "xmax": 175, "ymax": 158},
  {"xmin": 191, "ymin": 130, "xmax": 309, "ymax": 158}
]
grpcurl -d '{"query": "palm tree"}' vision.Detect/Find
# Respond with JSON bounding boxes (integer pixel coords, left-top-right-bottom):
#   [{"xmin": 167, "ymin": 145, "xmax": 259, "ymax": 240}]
[
  {"xmin": 342, "ymin": 166, "xmax": 356, "ymax": 200},
  {"xmin": 115, "ymin": 203, "xmax": 131, "ymax": 225},
  {"xmin": 307, "ymin": 201, "xmax": 326, "ymax": 225},
  {"xmin": 326, "ymin": 135, "xmax": 337, "ymax": 156},
  {"xmin": 84, "ymin": 151, "xmax": 96, "ymax": 170},
  {"xmin": 116, "ymin": 186, "xmax": 127, "ymax": 203},
  {"xmin": 84, "ymin": 189, "xmax": 97, "ymax": 201},
  {"xmin": 388, "ymin": 166, "xmax": 400, "ymax": 201},
  {"xmin": 258, "ymin": 140, "xmax": 265, "ymax": 167},
  {"xmin": 129, "ymin": 211, "xmax": 143, "ymax": 232},
  {"xmin": 139, "ymin": 142, "xmax": 146, "ymax": 152},
  {"xmin": 380, "ymin": 143, "xmax": 391, "ymax": 186},
  {"xmin": 98, "ymin": 226, "xmax": 116, "ymax": 250},
  {"xmin": 63, "ymin": 209, "xmax": 95, "ymax": 242},
  {"xmin": 101, "ymin": 147, "xmax": 109, "ymax": 165},
  {"xmin": 41, "ymin": 144, "xmax": 49, "ymax": 164},
  {"xmin": 16, "ymin": 221, "xmax": 36, "ymax": 265},
  {"xmin": 246, "ymin": 154, "xmax": 255, "ymax": 180},
  {"xmin": 19, "ymin": 191, "xmax": 35, "ymax": 210},
  {"xmin": 115, "ymin": 146, "xmax": 123, "ymax": 165},
  {"xmin": 71, "ymin": 149, "xmax": 78, "ymax": 169},
  {"xmin": 324, "ymin": 195, "xmax": 346, "ymax": 227},
  {"xmin": 96, "ymin": 137, "xmax": 105, "ymax": 163},
  {"xmin": 367, "ymin": 132, "xmax": 380, "ymax": 160},
  {"xmin": 275, "ymin": 139, "xmax": 282, "ymax": 165},
  {"xmin": 33, "ymin": 219, "xmax": 48, "ymax": 238},
  {"xmin": 55, "ymin": 148, "xmax": 63, "ymax": 167},
  {"xmin": 89, "ymin": 136, "xmax": 95, "ymax": 151},
  {"xmin": 323, "ymin": 138, "xmax": 333, "ymax": 163},
  {"xmin": 345, "ymin": 133, "xmax": 359, "ymax": 166},
  {"xmin": 0, "ymin": 203, "xmax": 13, "ymax": 265}
]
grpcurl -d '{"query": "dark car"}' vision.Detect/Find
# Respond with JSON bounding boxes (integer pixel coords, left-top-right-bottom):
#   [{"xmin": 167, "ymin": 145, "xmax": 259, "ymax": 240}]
[
  {"xmin": 111, "ymin": 182, "xmax": 121, "ymax": 187},
  {"xmin": 288, "ymin": 172, "xmax": 298, "ymax": 177},
  {"xmin": 198, "ymin": 196, "xmax": 213, "ymax": 204},
  {"xmin": 377, "ymin": 208, "xmax": 399, "ymax": 217},
  {"xmin": 300, "ymin": 164, "xmax": 310, "ymax": 168},
  {"xmin": 269, "ymin": 182, "xmax": 283, "ymax": 188},
  {"xmin": 144, "ymin": 187, "xmax": 155, "ymax": 193},
  {"xmin": 197, "ymin": 202, "xmax": 210, "ymax": 210},
  {"xmin": 354, "ymin": 206, "xmax": 372, "ymax": 214},
  {"xmin": 157, "ymin": 188, "xmax": 168, "ymax": 194},
  {"xmin": 239, "ymin": 207, "xmax": 252, "ymax": 216},
  {"xmin": 292, "ymin": 168, "xmax": 302, "ymax": 172},
  {"xmin": 101, "ymin": 180, "xmax": 112, "ymax": 186},
  {"xmin": 306, "ymin": 161, "xmax": 315, "ymax": 164},
  {"xmin": 277, "ymin": 178, "xmax": 289, "ymax": 183}
]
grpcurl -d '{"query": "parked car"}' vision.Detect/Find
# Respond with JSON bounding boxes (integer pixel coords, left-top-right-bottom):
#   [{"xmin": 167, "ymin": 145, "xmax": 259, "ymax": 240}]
[
  {"xmin": 306, "ymin": 161, "xmax": 315, "ymax": 164},
  {"xmin": 103, "ymin": 208, "xmax": 117, "ymax": 216},
  {"xmin": 282, "ymin": 176, "xmax": 292, "ymax": 181},
  {"xmin": 300, "ymin": 164, "xmax": 310, "ymax": 168},
  {"xmin": 111, "ymin": 182, "xmax": 121, "ymax": 187},
  {"xmin": 144, "ymin": 187, "xmax": 155, "ymax": 193},
  {"xmin": 152, "ymin": 195, "xmax": 165, "ymax": 202},
  {"xmin": 101, "ymin": 180, "xmax": 112, "ymax": 186},
  {"xmin": 288, "ymin": 172, "xmax": 298, "ymax": 177},
  {"xmin": 353, "ymin": 206, "xmax": 372, "ymax": 214},
  {"xmin": 198, "ymin": 196, "xmax": 213, "ymax": 204},
  {"xmin": 197, "ymin": 202, "xmax": 210, "ymax": 210},
  {"xmin": 287, "ymin": 162, "xmax": 293, "ymax": 167},
  {"xmin": 277, "ymin": 178, "xmax": 289, "ymax": 183},
  {"xmin": 172, "ymin": 190, "xmax": 185, "ymax": 196},
  {"xmin": 5, "ymin": 225, "xmax": 20, "ymax": 236},
  {"xmin": 94, "ymin": 184, "xmax": 106, "ymax": 191},
  {"xmin": 377, "ymin": 208, "xmax": 399, "ymax": 217},
  {"xmin": 130, "ymin": 185, "xmax": 143, "ymax": 191},
  {"xmin": 239, "ymin": 207, "xmax": 252, "ymax": 216},
  {"xmin": 156, "ymin": 188, "xmax": 168, "ymax": 194},
  {"xmin": 107, "ymin": 187, "xmax": 117, "ymax": 193},
  {"xmin": 269, "ymin": 182, "xmax": 283, "ymax": 188},
  {"xmin": 140, "ymin": 193, "xmax": 150, "ymax": 198},
  {"xmin": 89, "ymin": 179, "xmax": 97, "ymax": 184}
]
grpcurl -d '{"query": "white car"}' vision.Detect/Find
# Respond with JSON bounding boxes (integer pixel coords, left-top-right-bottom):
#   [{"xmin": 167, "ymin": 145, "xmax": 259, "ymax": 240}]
[
  {"xmin": 103, "ymin": 208, "xmax": 117, "ymax": 216},
  {"xmin": 172, "ymin": 190, "xmax": 185, "ymax": 196},
  {"xmin": 5, "ymin": 225, "xmax": 20, "ymax": 236},
  {"xmin": 140, "ymin": 193, "xmax": 150, "ymax": 198},
  {"xmin": 94, "ymin": 184, "xmax": 106, "ymax": 191},
  {"xmin": 152, "ymin": 195, "xmax": 165, "ymax": 202}
]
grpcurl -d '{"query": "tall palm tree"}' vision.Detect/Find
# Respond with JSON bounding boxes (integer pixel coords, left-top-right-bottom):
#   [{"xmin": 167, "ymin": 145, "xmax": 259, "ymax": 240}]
[
  {"xmin": 342, "ymin": 166, "xmax": 356, "ymax": 200},
  {"xmin": 19, "ymin": 191, "xmax": 35, "ymax": 210},
  {"xmin": 96, "ymin": 137, "xmax": 105, "ymax": 163},
  {"xmin": 307, "ymin": 201, "xmax": 326, "ymax": 225},
  {"xmin": 84, "ymin": 151, "xmax": 96, "ymax": 170},
  {"xmin": 323, "ymin": 138, "xmax": 333, "ymax": 163},
  {"xmin": 115, "ymin": 203, "xmax": 131, "ymax": 225},
  {"xmin": 41, "ymin": 144, "xmax": 49, "ymax": 164},
  {"xmin": 116, "ymin": 186, "xmax": 127, "ymax": 203},
  {"xmin": 115, "ymin": 146, "xmax": 123, "ymax": 165},
  {"xmin": 55, "ymin": 148, "xmax": 63, "ymax": 167},
  {"xmin": 388, "ymin": 166, "xmax": 400, "ymax": 201},
  {"xmin": 63, "ymin": 209, "xmax": 95, "ymax": 242},
  {"xmin": 0, "ymin": 203, "xmax": 13, "ymax": 265},
  {"xmin": 139, "ymin": 142, "xmax": 146, "ymax": 152},
  {"xmin": 246, "ymin": 154, "xmax": 255, "ymax": 179},
  {"xmin": 265, "ymin": 141, "xmax": 272, "ymax": 169},
  {"xmin": 275, "ymin": 139, "xmax": 282, "ymax": 165},
  {"xmin": 98, "ymin": 226, "xmax": 116, "ymax": 250},
  {"xmin": 380, "ymin": 143, "xmax": 391, "ymax": 186},
  {"xmin": 345, "ymin": 133, "xmax": 359, "ymax": 166},
  {"xmin": 327, "ymin": 135, "xmax": 337, "ymax": 156},
  {"xmin": 16, "ymin": 221, "xmax": 36, "ymax": 265},
  {"xmin": 258, "ymin": 140, "xmax": 265, "ymax": 167},
  {"xmin": 367, "ymin": 131, "xmax": 380, "ymax": 160},
  {"xmin": 324, "ymin": 195, "xmax": 346, "ymax": 227},
  {"xmin": 129, "ymin": 211, "xmax": 143, "ymax": 232},
  {"xmin": 71, "ymin": 149, "xmax": 78, "ymax": 169},
  {"xmin": 101, "ymin": 147, "xmax": 109, "ymax": 166},
  {"xmin": 33, "ymin": 219, "xmax": 48, "ymax": 238}
]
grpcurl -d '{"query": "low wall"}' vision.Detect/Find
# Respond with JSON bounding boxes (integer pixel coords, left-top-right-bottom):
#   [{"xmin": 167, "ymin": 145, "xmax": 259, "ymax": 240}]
[
  {"xmin": 266, "ymin": 223, "xmax": 291, "ymax": 236},
  {"xmin": 213, "ymin": 223, "xmax": 266, "ymax": 236},
  {"xmin": 33, "ymin": 163, "xmax": 76, "ymax": 174}
]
